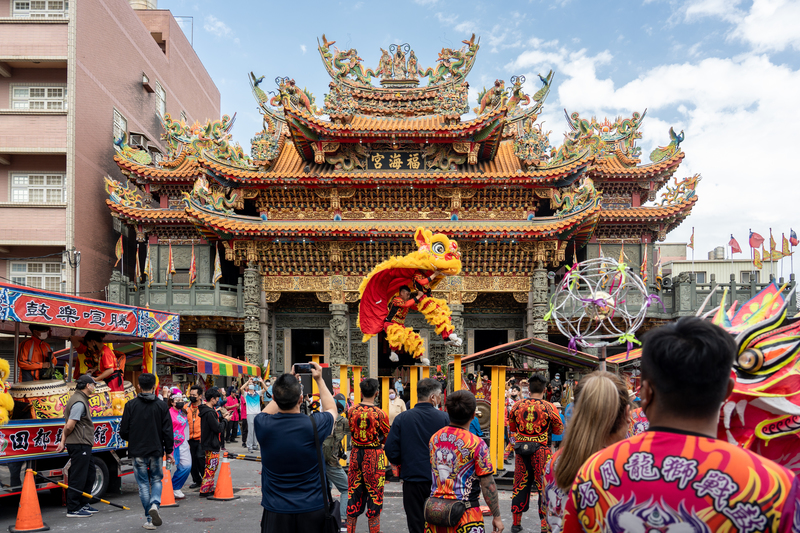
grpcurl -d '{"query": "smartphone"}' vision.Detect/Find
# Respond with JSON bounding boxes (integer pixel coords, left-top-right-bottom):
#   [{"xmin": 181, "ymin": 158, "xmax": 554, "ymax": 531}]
[{"xmin": 294, "ymin": 363, "xmax": 313, "ymax": 374}]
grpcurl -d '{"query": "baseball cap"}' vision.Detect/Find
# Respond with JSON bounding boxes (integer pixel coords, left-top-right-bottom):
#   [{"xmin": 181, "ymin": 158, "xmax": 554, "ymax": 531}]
[{"xmin": 76, "ymin": 374, "xmax": 96, "ymax": 389}]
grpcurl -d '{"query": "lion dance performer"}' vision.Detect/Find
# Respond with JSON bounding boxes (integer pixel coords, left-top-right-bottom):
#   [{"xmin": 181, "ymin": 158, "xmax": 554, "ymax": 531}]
[{"xmin": 358, "ymin": 228, "xmax": 463, "ymax": 366}]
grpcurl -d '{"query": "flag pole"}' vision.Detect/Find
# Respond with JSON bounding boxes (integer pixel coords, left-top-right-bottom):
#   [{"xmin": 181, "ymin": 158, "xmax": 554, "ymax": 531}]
[
  {"xmin": 770, "ymin": 228, "xmax": 774, "ymax": 281},
  {"xmin": 691, "ymin": 227, "xmax": 695, "ymax": 276}
]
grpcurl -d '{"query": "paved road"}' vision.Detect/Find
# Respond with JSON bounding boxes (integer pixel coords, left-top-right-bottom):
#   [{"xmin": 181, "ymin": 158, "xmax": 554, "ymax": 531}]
[{"xmin": 1, "ymin": 451, "xmax": 542, "ymax": 532}]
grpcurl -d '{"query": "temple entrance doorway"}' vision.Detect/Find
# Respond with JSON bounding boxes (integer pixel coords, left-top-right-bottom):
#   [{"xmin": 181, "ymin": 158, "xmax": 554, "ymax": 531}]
[
  {"xmin": 291, "ymin": 329, "xmax": 324, "ymax": 366},
  {"xmin": 474, "ymin": 330, "xmax": 508, "ymax": 355}
]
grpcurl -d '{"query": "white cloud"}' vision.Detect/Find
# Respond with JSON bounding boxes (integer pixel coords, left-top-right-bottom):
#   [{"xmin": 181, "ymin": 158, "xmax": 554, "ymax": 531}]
[
  {"xmin": 414, "ymin": 0, "xmax": 439, "ymax": 5},
  {"xmin": 203, "ymin": 15, "xmax": 239, "ymax": 44},
  {"xmin": 730, "ymin": 0, "xmax": 800, "ymax": 52},
  {"xmin": 300, "ymin": 44, "xmax": 307, "ymax": 54},
  {"xmin": 506, "ymin": 42, "xmax": 800, "ymax": 254}
]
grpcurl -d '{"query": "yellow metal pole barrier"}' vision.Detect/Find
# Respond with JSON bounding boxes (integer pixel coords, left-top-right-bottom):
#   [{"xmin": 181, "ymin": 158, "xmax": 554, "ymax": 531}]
[
  {"xmin": 339, "ymin": 364, "xmax": 349, "ymax": 398},
  {"xmin": 409, "ymin": 366, "xmax": 419, "ymax": 408},
  {"xmin": 489, "ymin": 366, "xmax": 500, "ymax": 474},
  {"xmin": 339, "ymin": 364, "xmax": 350, "ymax": 467},
  {"xmin": 497, "ymin": 365, "xmax": 507, "ymax": 471},
  {"xmin": 453, "ymin": 354, "xmax": 462, "ymax": 392},
  {"xmin": 310, "ymin": 354, "xmax": 322, "ymax": 396},
  {"xmin": 353, "ymin": 366, "xmax": 362, "ymax": 403},
  {"xmin": 381, "ymin": 376, "xmax": 390, "ymax": 416},
  {"xmin": 421, "ymin": 366, "xmax": 430, "ymax": 379}
]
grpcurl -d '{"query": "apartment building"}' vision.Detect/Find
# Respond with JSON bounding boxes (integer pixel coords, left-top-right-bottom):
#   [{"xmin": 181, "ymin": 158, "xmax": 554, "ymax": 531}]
[{"xmin": 0, "ymin": 0, "xmax": 219, "ymax": 299}]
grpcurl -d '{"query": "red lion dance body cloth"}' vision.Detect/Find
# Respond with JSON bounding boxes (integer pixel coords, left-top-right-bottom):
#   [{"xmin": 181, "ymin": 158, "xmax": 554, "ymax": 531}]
[{"xmin": 358, "ymin": 227, "xmax": 463, "ymax": 366}]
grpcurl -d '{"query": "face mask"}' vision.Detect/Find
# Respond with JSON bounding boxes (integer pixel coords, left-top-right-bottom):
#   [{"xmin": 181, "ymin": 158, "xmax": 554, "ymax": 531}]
[
  {"xmin": 36, "ymin": 331, "xmax": 49, "ymax": 340},
  {"xmin": 389, "ymin": 393, "xmax": 396, "ymax": 400},
  {"xmin": 175, "ymin": 402, "xmax": 185, "ymax": 409},
  {"xmin": 349, "ymin": 395, "xmax": 354, "ymax": 401},
  {"xmin": 190, "ymin": 396, "xmax": 198, "ymax": 403}
]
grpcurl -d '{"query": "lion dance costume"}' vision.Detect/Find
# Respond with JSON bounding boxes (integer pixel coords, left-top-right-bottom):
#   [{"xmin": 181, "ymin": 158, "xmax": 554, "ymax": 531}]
[{"xmin": 358, "ymin": 228, "xmax": 463, "ymax": 366}]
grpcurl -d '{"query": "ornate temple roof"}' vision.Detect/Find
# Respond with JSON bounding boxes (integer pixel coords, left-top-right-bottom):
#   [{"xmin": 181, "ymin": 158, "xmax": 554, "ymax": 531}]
[{"xmin": 106, "ymin": 33, "xmax": 700, "ymax": 253}]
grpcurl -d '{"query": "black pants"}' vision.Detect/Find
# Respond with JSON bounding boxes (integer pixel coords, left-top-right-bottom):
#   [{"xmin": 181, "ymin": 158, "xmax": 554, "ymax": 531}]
[
  {"xmin": 66, "ymin": 444, "xmax": 95, "ymax": 513},
  {"xmin": 240, "ymin": 418, "xmax": 248, "ymax": 446},
  {"xmin": 403, "ymin": 479, "xmax": 432, "ymax": 533},
  {"xmin": 226, "ymin": 420, "xmax": 239, "ymax": 442},
  {"xmin": 261, "ymin": 507, "xmax": 326, "ymax": 533},
  {"xmin": 188, "ymin": 439, "xmax": 203, "ymax": 485}
]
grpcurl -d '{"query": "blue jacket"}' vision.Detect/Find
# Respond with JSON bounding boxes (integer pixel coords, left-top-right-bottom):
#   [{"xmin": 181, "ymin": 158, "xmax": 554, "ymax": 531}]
[
  {"xmin": 469, "ymin": 416, "xmax": 484, "ymax": 437},
  {"xmin": 385, "ymin": 402, "xmax": 449, "ymax": 482}
]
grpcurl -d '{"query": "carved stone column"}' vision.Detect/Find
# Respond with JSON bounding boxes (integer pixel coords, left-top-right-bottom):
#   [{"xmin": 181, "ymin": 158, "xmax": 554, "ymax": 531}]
[
  {"xmin": 243, "ymin": 263, "xmax": 261, "ymax": 366},
  {"xmin": 329, "ymin": 303, "xmax": 349, "ymax": 377},
  {"xmin": 446, "ymin": 304, "xmax": 464, "ymax": 357},
  {"xmin": 197, "ymin": 328, "xmax": 217, "ymax": 352},
  {"xmin": 530, "ymin": 261, "xmax": 549, "ymax": 341}
]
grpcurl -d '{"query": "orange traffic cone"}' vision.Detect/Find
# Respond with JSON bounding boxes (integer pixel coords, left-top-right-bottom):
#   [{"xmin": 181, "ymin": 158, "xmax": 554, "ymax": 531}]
[
  {"xmin": 9, "ymin": 469, "xmax": 49, "ymax": 532},
  {"xmin": 160, "ymin": 458, "xmax": 179, "ymax": 508},
  {"xmin": 208, "ymin": 452, "xmax": 239, "ymax": 501}
]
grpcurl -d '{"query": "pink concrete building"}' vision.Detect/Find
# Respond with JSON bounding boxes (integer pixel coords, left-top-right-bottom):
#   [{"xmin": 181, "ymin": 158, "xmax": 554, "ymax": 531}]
[{"xmin": 0, "ymin": 0, "xmax": 219, "ymax": 298}]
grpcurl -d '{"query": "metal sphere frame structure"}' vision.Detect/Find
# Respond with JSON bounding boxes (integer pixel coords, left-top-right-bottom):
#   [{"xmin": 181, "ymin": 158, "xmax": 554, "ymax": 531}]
[{"xmin": 547, "ymin": 257, "xmax": 657, "ymax": 366}]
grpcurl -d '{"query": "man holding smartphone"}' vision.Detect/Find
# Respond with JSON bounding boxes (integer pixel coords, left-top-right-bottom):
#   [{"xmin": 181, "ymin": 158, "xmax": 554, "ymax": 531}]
[
  {"xmin": 240, "ymin": 376, "xmax": 267, "ymax": 452},
  {"xmin": 255, "ymin": 362, "xmax": 337, "ymax": 533}
]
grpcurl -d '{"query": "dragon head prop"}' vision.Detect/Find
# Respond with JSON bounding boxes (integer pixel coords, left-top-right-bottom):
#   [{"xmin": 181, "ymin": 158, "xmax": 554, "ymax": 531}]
[
  {"xmin": 357, "ymin": 227, "xmax": 462, "ymax": 338},
  {"xmin": 411, "ymin": 228, "xmax": 462, "ymax": 277},
  {"xmin": 718, "ymin": 284, "xmax": 800, "ymax": 474}
]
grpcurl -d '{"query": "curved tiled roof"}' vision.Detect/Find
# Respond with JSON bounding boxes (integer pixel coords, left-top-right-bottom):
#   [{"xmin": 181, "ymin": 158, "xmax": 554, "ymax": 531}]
[
  {"xmin": 114, "ymin": 154, "xmax": 200, "ymax": 181},
  {"xmin": 600, "ymin": 195, "xmax": 697, "ymax": 221},
  {"xmin": 106, "ymin": 200, "xmax": 187, "ymax": 222},
  {"xmin": 590, "ymin": 151, "xmax": 684, "ymax": 178}
]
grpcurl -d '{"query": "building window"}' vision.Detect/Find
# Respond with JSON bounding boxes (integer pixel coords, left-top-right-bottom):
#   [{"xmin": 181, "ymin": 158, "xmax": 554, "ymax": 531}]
[
  {"xmin": 12, "ymin": 0, "xmax": 68, "ymax": 17},
  {"xmin": 113, "ymin": 109, "xmax": 127, "ymax": 143},
  {"xmin": 10, "ymin": 262, "xmax": 62, "ymax": 291},
  {"xmin": 11, "ymin": 173, "xmax": 65, "ymax": 203},
  {"xmin": 695, "ymin": 272, "xmax": 706, "ymax": 284},
  {"xmin": 741, "ymin": 271, "xmax": 760, "ymax": 283},
  {"xmin": 155, "ymin": 82, "xmax": 166, "ymax": 117},
  {"xmin": 12, "ymin": 86, "xmax": 67, "ymax": 110}
]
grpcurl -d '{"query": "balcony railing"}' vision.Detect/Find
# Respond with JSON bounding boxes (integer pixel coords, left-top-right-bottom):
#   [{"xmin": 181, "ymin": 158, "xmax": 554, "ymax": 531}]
[{"xmin": 108, "ymin": 273, "xmax": 243, "ymax": 317}]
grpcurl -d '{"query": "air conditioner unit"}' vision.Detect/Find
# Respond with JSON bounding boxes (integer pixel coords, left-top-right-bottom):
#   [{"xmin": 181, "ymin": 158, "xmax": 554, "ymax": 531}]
[
  {"xmin": 173, "ymin": 374, "xmax": 187, "ymax": 383},
  {"xmin": 129, "ymin": 134, "xmax": 147, "ymax": 149}
]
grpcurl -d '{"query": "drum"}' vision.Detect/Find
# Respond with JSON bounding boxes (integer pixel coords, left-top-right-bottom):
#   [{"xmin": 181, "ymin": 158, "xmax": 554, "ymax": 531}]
[
  {"xmin": 9, "ymin": 379, "xmax": 69, "ymax": 419},
  {"xmin": 66, "ymin": 381, "xmax": 114, "ymax": 417},
  {"xmin": 124, "ymin": 380, "xmax": 136, "ymax": 402}
]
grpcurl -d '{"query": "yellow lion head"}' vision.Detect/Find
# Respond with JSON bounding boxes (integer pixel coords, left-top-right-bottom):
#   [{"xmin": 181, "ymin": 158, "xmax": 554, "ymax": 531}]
[{"xmin": 413, "ymin": 228, "xmax": 462, "ymax": 276}]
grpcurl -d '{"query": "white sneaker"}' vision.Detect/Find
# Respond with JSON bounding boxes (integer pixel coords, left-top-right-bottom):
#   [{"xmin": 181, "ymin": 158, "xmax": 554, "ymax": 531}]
[
  {"xmin": 446, "ymin": 333, "xmax": 463, "ymax": 347},
  {"xmin": 143, "ymin": 519, "xmax": 156, "ymax": 530},
  {"xmin": 389, "ymin": 351, "xmax": 399, "ymax": 362},
  {"xmin": 148, "ymin": 504, "xmax": 162, "ymax": 526},
  {"xmin": 420, "ymin": 357, "xmax": 430, "ymax": 366},
  {"xmin": 173, "ymin": 489, "xmax": 185, "ymax": 499}
]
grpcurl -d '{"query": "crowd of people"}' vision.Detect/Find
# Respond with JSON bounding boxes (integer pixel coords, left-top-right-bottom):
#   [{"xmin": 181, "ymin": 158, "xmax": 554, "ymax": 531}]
[{"xmin": 50, "ymin": 317, "xmax": 800, "ymax": 531}]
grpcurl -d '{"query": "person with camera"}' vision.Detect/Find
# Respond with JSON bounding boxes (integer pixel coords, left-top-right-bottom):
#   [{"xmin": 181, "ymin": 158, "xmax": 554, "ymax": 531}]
[
  {"xmin": 254, "ymin": 361, "xmax": 337, "ymax": 532},
  {"xmin": 240, "ymin": 376, "xmax": 266, "ymax": 453},
  {"xmin": 198, "ymin": 387, "xmax": 230, "ymax": 497},
  {"xmin": 119, "ymin": 373, "xmax": 175, "ymax": 530},
  {"xmin": 426, "ymin": 390, "xmax": 503, "ymax": 533}
]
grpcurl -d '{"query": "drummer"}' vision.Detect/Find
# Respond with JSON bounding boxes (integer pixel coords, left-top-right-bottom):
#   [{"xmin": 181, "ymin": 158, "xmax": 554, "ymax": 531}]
[
  {"xmin": 17, "ymin": 324, "xmax": 56, "ymax": 382},
  {"xmin": 69, "ymin": 332, "xmax": 124, "ymax": 393}
]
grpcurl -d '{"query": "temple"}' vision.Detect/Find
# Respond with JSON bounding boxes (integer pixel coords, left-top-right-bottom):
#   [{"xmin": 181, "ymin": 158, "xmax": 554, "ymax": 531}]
[{"xmin": 105, "ymin": 35, "xmax": 698, "ymax": 375}]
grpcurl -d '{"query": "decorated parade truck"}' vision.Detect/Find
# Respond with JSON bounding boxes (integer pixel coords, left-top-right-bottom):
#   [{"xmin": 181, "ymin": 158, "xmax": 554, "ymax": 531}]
[{"xmin": 0, "ymin": 281, "xmax": 180, "ymax": 498}]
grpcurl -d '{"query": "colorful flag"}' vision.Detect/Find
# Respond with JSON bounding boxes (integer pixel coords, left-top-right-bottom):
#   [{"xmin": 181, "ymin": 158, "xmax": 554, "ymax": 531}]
[
  {"xmin": 753, "ymin": 248, "xmax": 762, "ymax": 269},
  {"xmin": 791, "ymin": 229, "xmax": 798, "ymax": 247},
  {"xmin": 770, "ymin": 231, "xmax": 778, "ymax": 254},
  {"xmin": 688, "ymin": 228, "xmax": 694, "ymax": 250},
  {"xmin": 749, "ymin": 230, "xmax": 765, "ymax": 249},
  {"xmin": 729, "ymin": 235, "xmax": 742, "ymax": 254},
  {"xmin": 144, "ymin": 243, "xmax": 153, "ymax": 286},
  {"xmin": 640, "ymin": 244, "xmax": 648, "ymax": 284},
  {"xmin": 213, "ymin": 243, "xmax": 223, "ymax": 284},
  {"xmin": 782, "ymin": 234, "xmax": 792, "ymax": 256},
  {"xmin": 619, "ymin": 243, "xmax": 625, "ymax": 264},
  {"xmin": 189, "ymin": 243, "xmax": 197, "ymax": 286},
  {"xmin": 141, "ymin": 342, "xmax": 159, "ymax": 390},
  {"xmin": 168, "ymin": 242, "xmax": 176, "ymax": 279},
  {"xmin": 135, "ymin": 244, "xmax": 141, "ymax": 284},
  {"xmin": 114, "ymin": 235, "xmax": 123, "ymax": 267},
  {"xmin": 655, "ymin": 247, "xmax": 663, "ymax": 291}
]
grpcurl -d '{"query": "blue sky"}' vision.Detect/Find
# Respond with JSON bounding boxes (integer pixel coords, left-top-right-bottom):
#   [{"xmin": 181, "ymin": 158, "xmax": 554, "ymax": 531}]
[{"xmin": 164, "ymin": 0, "xmax": 800, "ymax": 267}]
